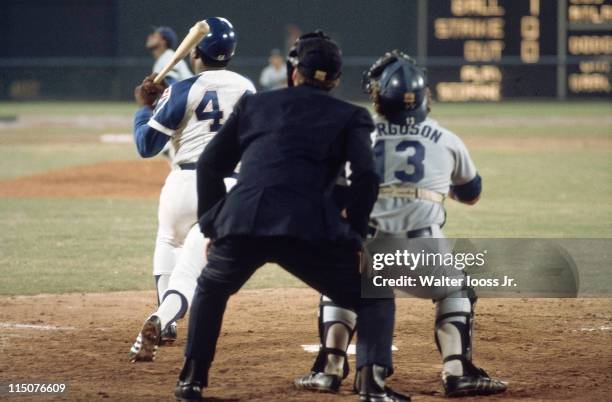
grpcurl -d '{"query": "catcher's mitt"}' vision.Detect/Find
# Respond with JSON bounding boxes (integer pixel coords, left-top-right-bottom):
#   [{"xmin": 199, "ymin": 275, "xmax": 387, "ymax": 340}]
[{"xmin": 134, "ymin": 73, "xmax": 168, "ymax": 107}]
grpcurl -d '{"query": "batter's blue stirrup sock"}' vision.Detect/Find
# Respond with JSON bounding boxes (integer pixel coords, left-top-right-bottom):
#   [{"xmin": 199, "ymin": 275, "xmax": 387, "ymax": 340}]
[{"xmin": 156, "ymin": 290, "xmax": 188, "ymax": 330}]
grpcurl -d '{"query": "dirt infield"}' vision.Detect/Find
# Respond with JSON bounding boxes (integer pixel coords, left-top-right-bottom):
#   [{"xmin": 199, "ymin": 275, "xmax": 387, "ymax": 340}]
[
  {"xmin": 0, "ymin": 160, "xmax": 168, "ymax": 198},
  {"xmin": 1, "ymin": 289, "xmax": 610, "ymax": 401}
]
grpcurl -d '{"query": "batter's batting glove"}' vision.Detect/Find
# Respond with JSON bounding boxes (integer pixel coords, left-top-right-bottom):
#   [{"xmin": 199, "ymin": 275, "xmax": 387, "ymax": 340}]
[{"xmin": 134, "ymin": 73, "xmax": 168, "ymax": 108}]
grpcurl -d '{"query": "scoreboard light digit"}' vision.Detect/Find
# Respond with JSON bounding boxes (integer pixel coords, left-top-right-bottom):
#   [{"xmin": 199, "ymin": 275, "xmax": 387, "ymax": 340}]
[
  {"xmin": 521, "ymin": 41, "xmax": 540, "ymax": 63},
  {"xmin": 530, "ymin": 0, "xmax": 540, "ymax": 16},
  {"xmin": 521, "ymin": 16, "xmax": 540, "ymax": 40},
  {"xmin": 520, "ymin": 10, "xmax": 541, "ymax": 63}
]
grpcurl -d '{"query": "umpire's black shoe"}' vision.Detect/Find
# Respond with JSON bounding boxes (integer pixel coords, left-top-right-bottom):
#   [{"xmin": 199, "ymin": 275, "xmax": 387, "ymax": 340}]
[
  {"xmin": 294, "ymin": 371, "xmax": 342, "ymax": 393},
  {"xmin": 443, "ymin": 364, "xmax": 507, "ymax": 397},
  {"xmin": 175, "ymin": 358, "xmax": 208, "ymax": 402},
  {"xmin": 160, "ymin": 322, "xmax": 178, "ymax": 345},
  {"xmin": 357, "ymin": 365, "xmax": 411, "ymax": 402},
  {"xmin": 128, "ymin": 315, "xmax": 161, "ymax": 362},
  {"xmin": 174, "ymin": 382, "xmax": 203, "ymax": 402}
]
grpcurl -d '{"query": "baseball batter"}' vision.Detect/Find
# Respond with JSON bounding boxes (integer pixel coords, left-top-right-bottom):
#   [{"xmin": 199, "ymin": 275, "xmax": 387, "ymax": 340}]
[
  {"xmin": 296, "ymin": 51, "xmax": 507, "ymax": 397},
  {"xmin": 128, "ymin": 17, "xmax": 255, "ymax": 362}
]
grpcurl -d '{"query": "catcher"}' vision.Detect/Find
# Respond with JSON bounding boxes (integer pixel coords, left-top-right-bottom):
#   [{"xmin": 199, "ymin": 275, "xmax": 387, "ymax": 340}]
[{"xmin": 295, "ymin": 51, "xmax": 508, "ymax": 398}]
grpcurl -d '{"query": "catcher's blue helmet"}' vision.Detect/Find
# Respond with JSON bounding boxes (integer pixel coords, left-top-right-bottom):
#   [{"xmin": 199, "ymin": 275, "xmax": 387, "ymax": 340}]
[
  {"xmin": 196, "ymin": 17, "xmax": 236, "ymax": 62},
  {"xmin": 363, "ymin": 51, "xmax": 428, "ymax": 125}
]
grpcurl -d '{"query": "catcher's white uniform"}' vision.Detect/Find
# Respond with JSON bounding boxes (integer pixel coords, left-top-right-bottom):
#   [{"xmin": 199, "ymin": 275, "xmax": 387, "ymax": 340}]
[{"xmin": 369, "ymin": 115, "xmax": 478, "ymax": 235}]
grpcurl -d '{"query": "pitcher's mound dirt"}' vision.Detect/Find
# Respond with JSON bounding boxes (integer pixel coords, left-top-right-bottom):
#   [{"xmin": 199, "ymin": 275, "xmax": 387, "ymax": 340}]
[
  {"xmin": 0, "ymin": 160, "xmax": 168, "ymax": 198},
  {"xmin": 0, "ymin": 289, "xmax": 610, "ymax": 401}
]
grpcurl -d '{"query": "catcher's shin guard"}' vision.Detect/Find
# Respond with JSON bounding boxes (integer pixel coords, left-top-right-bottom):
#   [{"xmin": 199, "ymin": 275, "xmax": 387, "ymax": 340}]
[
  {"xmin": 434, "ymin": 291, "xmax": 507, "ymax": 396},
  {"xmin": 295, "ymin": 296, "xmax": 356, "ymax": 393},
  {"xmin": 313, "ymin": 295, "xmax": 357, "ymax": 379}
]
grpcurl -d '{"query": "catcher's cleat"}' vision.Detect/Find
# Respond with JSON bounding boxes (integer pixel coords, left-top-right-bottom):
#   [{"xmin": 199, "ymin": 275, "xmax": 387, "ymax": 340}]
[
  {"xmin": 294, "ymin": 371, "xmax": 342, "ymax": 393},
  {"xmin": 160, "ymin": 322, "xmax": 178, "ymax": 346},
  {"xmin": 443, "ymin": 366, "xmax": 507, "ymax": 397},
  {"xmin": 128, "ymin": 315, "xmax": 162, "ymax": 362},
  {"xmin": 358, "ymin": 365, "xmax": 411, "ymax": 402}
]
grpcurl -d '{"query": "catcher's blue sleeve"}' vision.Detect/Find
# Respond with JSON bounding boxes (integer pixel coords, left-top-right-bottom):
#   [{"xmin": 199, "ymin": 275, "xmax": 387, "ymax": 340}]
[
  {"xmin": 451, "ymin": 174, "xmax": 482, "ymax": 202},
  {"xmin": 133, "ymin": 106, "xmax": 169, "ymax": 157}
]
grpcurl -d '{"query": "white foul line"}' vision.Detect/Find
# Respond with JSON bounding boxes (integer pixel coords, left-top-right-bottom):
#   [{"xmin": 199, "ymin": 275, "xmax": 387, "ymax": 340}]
[
  {"xmin": 0, "ymin": 322, "xmax": 75, "ymax": 331},
  {"xmin": 302, "ymin": 344, "xmax": 398, "ymax": 355}
]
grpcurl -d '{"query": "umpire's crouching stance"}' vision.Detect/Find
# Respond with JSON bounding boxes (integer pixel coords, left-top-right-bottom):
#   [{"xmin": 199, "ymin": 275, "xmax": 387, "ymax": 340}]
[{"xmin": 174, "ymin": 31, "xmax": 409, "ymax": 402}]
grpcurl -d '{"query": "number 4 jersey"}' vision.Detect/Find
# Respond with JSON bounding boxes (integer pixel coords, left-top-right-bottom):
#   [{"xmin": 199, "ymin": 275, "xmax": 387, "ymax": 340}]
[
  {"xmin": 370, "ymin": 115, "xmax": 478, "ymax": 233},
  {"xmin": 148, "ymin": 70, "xmax": 256, "ymax": 165}
]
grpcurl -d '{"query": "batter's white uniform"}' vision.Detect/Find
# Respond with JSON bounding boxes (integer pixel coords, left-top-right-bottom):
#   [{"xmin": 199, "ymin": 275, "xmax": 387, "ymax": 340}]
[{"xmin": 148, "ymin": 70, "xmax": 255, "ymax": 301}]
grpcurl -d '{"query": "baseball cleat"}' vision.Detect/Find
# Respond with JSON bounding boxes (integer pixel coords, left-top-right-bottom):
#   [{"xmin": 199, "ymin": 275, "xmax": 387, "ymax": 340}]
[
  {"xmin": 443, "ymin": 366, "xmax": 507, "ymax": 397},
  {"xmin": 357, "ymin": 365, "xmax": 411, "ymax": 402},
  {"xmin": 128, "ymin": 315, "xmax": 162, "ymax": 362},
  {"xmin": 160, "ymin": 322, "xmax": 178, "ymax": 345},
  {"xmin": 175, "ymin": 358, "xmax": 207, "ymax": 402},
  {"xmin": 294, "ymin": 371, "xmax": 342, "ymax": 393},
  {"xmin": 174, "ymin": 382, "xmax": 203, "ymax": 402}
]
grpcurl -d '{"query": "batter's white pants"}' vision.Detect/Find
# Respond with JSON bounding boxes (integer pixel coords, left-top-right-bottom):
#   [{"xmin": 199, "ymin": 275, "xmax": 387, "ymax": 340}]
[
  {"xmin": 153, "ymin": 169, "xmax": 236, "ymax": 304},
  {"xmin": 153, "ymin": 170, "xmax": 199, "ymax": 277}
]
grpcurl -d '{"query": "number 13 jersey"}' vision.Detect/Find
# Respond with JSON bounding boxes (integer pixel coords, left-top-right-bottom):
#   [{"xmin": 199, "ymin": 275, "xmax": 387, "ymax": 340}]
[
  {"xmin": 370, "ymin": 115, "xmax": 478, "ymax": 233},
  {"xmin": 148, "ymin": 70, "xmax": 256, "ymax": 166}
]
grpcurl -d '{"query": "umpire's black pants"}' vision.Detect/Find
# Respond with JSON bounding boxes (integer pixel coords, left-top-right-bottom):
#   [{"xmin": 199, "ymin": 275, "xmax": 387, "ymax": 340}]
[{"xmin": 185, "ymin": 235, "xmax": 395, "ymax": 372}]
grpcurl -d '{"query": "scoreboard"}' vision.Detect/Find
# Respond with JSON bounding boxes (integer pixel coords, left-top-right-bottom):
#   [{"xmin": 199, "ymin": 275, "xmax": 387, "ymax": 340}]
[{"xmin": 423, "ymin": 0, "xmax": 611, "ymax": 100}]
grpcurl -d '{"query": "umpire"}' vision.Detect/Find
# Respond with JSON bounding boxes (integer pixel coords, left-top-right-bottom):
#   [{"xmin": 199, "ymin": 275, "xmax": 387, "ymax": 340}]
[{"xmin": 174, "ymin": 31, "xmax": 409, "ymax": 402}]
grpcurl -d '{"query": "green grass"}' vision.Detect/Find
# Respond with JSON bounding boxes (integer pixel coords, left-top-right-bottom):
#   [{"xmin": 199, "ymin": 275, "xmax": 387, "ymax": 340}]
[
  {"xmin": 1, "ymin": 100, "xmax": 610, "ymax": 118},
  {"xmin": 0, "ymin": 101, "xmax": 610, "ymax": 295},
  {"xmin": 444, "ymin": 148, "xmax": 612, "ymax": 237},
  {"xmin": 0, "ymin": 198, "xmax": 302, "ymax": 295},
  {"xmin": 431, "ymin": 100, "xmax": 612, "ymax": 118},
  {"xmin": 0, "ymin": 144, "xmax": 139, "ymax": 180},
  {"xmin": 0, "ymin": 198, "xmax": 157, "ymax": 295},
  {"xmin": 0, "ymin": 101, "xmax": 136, "ymax": 116}
]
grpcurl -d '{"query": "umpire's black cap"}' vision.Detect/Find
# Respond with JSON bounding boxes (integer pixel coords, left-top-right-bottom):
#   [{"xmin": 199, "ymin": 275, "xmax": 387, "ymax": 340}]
[{"xmin": 295, "ymin": 31, "xmax": 342, "ymax": 82}]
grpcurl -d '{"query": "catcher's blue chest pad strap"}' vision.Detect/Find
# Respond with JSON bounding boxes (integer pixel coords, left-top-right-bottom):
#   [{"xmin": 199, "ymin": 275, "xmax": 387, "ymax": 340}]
[
  {"xmin": 451, "ymin": 174, "xmax": 482, "ymax": 203},
  {"xmin": 133, "ymin": 106, "xmax": 170, "ymax": 157}
]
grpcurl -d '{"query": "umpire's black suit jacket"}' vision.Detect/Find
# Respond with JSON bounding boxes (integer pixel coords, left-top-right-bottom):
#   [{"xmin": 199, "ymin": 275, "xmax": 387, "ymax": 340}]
[{"xmin": 196, "ymin": 84, "xmax": 378, "ymax": 248}]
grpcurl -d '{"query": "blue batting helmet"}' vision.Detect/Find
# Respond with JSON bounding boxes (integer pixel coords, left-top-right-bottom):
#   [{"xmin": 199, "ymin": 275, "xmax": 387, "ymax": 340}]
[
  {"xmin": 196, "ymin": 17, "xmax": 237, "ymax": 62},
  {"xmin": 362, "ymin": 50, "xmax": 428, "ymax": 125}
]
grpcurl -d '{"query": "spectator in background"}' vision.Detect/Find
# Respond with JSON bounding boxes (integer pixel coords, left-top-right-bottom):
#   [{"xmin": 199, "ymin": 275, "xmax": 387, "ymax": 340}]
[
  {"xmin": 144, "ymin": 26, "xmax": 193, "ymax": 165},
  {"xmin": 259, "ymin": 49, "xmax": 287, "ymax": 91},
  {"xmin": 146, "ymin": 26, "xmax": 193, "ymax": 85}
]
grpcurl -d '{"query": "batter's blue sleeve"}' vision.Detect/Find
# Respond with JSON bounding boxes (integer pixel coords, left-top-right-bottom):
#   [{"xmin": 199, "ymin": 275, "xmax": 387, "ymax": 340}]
[
  {"xmin": 164, "ymin": 76, "xmax": 177, "ymax": 86},
  {"xmin": 148, "ymin": 75, "xmax": 199, "ymax": 135},
  {"xmin": 133, "ymin": 106, "xmax": 170, "ymax": 157}
]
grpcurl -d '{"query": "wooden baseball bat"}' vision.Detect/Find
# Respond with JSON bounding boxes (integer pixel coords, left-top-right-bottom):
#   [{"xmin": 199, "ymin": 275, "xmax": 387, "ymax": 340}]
[{"xmin": 153, "ymin": 20, "xmax": 210, "ymax": 84}]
